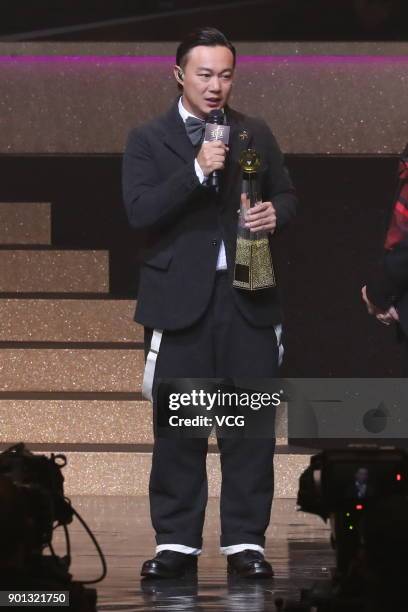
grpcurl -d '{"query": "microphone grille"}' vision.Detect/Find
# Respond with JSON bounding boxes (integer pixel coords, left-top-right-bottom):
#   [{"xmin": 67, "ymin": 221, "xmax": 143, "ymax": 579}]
[{"xmin": 207, "ymin": 109, "xmax": 224, "ymax": 124}]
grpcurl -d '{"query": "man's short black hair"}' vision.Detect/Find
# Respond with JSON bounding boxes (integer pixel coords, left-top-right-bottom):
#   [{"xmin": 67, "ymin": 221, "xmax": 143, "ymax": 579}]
[{"xmin": 176, "ymin": 27, "xmax": 236, "ymax": 69}]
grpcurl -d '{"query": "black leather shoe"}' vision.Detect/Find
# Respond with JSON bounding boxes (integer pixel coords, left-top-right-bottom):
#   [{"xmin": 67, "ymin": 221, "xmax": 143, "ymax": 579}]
[
  {"xmin": 141, "ymin": 550, "xmax": 198, "ymax": 579},
  {"xmin": 227, "ymin": 550, "xmax": 274, "ymax": 578}
]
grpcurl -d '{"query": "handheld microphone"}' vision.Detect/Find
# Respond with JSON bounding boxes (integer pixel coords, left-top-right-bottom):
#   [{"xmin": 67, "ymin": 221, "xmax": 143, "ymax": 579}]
[{"xmin": 205, "ymin": 109, "xmax": 230, "ymax": 192}]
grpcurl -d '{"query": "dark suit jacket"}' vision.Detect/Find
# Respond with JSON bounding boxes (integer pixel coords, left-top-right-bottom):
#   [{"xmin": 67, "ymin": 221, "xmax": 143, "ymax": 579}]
[
  {"xmin": 366, "ymin": 145, "xmax": 408, "ymax": 337},
  {"xmin": 122, "ymin": 98, "xmax": 297, "ymax": 331}
]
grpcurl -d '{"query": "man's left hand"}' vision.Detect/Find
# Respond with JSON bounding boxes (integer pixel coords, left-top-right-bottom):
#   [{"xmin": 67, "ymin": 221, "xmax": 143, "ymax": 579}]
[
  {"xmin": 361, "ymin": 285, "xmax": 399, "ymax": 326},
  {"xmin": 245, "ymin": 201, "xmax": 276, "ymax": 234},
  {"xmin": 376, "ymin": 306, "xmax": 399, "ymax": 326}
]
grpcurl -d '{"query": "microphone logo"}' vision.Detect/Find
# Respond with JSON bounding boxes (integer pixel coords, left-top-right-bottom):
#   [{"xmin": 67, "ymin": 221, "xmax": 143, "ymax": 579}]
[
  {"xmin": 210, "ymin": 125, "xmax": 225, "ymax": 141},
  {"xmin": 205, "ymin": 123, "xmax": 230, "ymax": 144}
]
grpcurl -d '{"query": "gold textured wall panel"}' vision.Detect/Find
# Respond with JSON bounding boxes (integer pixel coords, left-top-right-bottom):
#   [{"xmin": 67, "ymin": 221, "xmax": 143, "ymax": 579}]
[
  {"xmin": 0, "ymin": 299, "xmax": 141, "ymax": 342},
  {"xmin": 0, "ymin": 43, "xmax": 406, "ymax": 154},
  {"xmin": 0, "ymin": 250, "xmax": 109, "ymax": 292},
  {"xmin": 36, "ymin": 450, "xmax": 311, "ymax": 497},
  {"xmin": 0, "ymin": 348, "xmax": 144, "ymax": 392},
  {"xmin": 0, "ymin": 202, "xmax": 51, "ymax": 244}
]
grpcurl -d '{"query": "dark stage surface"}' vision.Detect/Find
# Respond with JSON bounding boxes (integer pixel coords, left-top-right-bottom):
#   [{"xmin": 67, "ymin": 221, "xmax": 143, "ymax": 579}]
[
  {"xmin": 54, "ymin": 496, "xmax": 331, "ymax": 611},
  {"xmin": 0, "ymin": 154, "xmax": 404, "ymax": 377}
]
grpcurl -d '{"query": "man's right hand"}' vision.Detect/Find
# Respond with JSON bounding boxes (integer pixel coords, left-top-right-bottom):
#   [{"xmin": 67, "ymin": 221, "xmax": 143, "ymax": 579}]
[{"xmin": 196, "ymin": 141, "xmax": 228, "ymax": 177}]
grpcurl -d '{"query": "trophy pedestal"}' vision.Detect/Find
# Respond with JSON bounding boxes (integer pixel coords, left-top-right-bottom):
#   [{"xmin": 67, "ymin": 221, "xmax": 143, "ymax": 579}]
[{"xmin": 233, "ymin": 237, "xmax": 276, "ymax": 291}]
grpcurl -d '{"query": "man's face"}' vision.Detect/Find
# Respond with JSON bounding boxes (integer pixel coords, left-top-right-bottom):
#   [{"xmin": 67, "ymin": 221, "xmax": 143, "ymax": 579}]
[{"xmin": 176, "ymin": 45, "xmax": 235, "ymax": 119}]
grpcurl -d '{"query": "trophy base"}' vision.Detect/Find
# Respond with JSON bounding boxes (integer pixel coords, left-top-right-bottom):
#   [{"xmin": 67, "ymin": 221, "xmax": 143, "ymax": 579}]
[{"xmin": 233, "ymin": 238, "xmax": 276, "ymax": 291}]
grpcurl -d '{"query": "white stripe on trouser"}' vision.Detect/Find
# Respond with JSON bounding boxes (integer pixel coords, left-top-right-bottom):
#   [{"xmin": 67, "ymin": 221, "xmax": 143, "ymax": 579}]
[
  {"xmin": 141, "ymin": 329, "xmax": 163, "ymax": 401},
  {"xmin": 274, "ymin": 323, "xmax": 284, "ymax": 366},
  {"xmin": 142, "ymin": 325, "xmax": 284, "ymax": 401}
]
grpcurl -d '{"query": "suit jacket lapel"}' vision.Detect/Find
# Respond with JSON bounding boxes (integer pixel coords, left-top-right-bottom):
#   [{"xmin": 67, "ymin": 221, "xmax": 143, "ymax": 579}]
[{"xmin": 162, "ymin": 99, "xmax": 196, "ymax": 164}]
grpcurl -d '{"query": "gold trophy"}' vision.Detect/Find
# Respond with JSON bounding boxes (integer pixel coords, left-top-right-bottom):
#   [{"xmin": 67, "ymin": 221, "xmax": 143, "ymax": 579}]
[{"xmin": 233, "ymin": 149, "xmax": 276, "ymax": 290}]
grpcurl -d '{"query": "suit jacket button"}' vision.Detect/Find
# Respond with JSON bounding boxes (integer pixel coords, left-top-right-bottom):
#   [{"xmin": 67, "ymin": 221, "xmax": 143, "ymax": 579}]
[{"xmin": 212, "ymin": 240, "xmax": 218, "ymax": 246}]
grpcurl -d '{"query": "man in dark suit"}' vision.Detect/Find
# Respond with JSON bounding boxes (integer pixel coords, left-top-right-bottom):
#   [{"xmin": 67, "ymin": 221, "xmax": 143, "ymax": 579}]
[
  {"xmin": 362, "ymin": 144, "xmax": 408, "ymax": 370},
  {"xmin": 122, "ymin": 27, "xmax": 297, "ymax": 579}
]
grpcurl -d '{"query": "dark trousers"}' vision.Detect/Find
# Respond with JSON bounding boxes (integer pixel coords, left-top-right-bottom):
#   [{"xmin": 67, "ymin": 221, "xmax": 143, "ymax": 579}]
[{"xmin": 146, "ymin": 272, "xmax": 279, "ymax": 549}]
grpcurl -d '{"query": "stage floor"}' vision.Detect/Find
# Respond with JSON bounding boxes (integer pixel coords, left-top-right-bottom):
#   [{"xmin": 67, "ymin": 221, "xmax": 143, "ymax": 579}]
[{"xmin": 55, "ymin": 496, "xmax": 333, "ymax": 611}]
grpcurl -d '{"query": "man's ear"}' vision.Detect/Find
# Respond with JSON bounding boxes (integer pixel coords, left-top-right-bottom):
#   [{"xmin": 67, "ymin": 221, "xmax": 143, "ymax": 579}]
[{"xmin": 174, "ymin": 65, "xmax": 184, "ymax": 86}]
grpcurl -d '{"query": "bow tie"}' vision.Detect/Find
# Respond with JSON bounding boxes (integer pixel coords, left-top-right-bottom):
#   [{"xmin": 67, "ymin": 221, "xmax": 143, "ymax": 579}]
[{"xmin": 185, "ymin": 116, "xmax": 205, "ymax": 146}]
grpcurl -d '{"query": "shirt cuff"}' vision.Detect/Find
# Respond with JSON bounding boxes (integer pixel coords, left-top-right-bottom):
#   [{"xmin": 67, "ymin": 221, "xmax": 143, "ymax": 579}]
[{"xmin": 194, "ymin": 159, "xmax": 205, "ymax": 184}]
